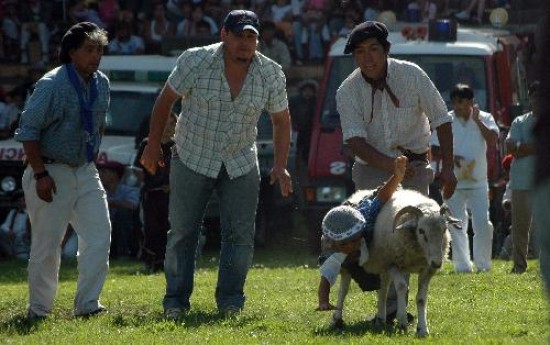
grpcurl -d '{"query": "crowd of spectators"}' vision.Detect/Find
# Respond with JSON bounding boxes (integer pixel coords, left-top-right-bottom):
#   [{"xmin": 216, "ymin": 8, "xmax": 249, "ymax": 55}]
[{"xmin": 0, "ymin": 0, "xmax": 513, "ymax": 67}]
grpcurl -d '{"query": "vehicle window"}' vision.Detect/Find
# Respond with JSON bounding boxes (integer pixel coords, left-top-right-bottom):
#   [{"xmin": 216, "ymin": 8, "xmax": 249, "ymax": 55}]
[{"xmin": 106, "ymin": 91, "xmax": 157, "ymax": 136}]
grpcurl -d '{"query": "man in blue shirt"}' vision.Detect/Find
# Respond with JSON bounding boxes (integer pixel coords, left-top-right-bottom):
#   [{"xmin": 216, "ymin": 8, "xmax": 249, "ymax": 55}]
[{"xmin": 14, "ymin": 22, "xmax": 111, "ymax": 319}]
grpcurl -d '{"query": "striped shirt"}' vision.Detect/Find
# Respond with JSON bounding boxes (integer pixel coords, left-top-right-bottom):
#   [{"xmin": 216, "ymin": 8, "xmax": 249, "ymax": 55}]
[
  {"xmin": 337, "ymin": 58, "xmax": 451, "ymax": 160},
  {"xmin": 15, "ymin": 64, "xmax": 110, "ymax": 166},
  {"xmin": 168, "ymin": 42, "xmax": 288, "ymax": 179}
]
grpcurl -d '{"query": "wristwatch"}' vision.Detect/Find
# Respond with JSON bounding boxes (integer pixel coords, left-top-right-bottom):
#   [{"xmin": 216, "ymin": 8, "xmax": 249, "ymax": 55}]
[{"xmin": 34, "ymin": 170, "xmax": 50, "ymax": 180}]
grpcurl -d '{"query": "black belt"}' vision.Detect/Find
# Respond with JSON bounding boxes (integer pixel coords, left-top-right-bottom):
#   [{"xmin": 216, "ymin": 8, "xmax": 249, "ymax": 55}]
[
  {"xmin": 42, "ymin": 156, "xmax": 83, "ymax": 167},
  {"xmin": 396, "ymin": 146, "xmax": 429, "ymax": 163}
]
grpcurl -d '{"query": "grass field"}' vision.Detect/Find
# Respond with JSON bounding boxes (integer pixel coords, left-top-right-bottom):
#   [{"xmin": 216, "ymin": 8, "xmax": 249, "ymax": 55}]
[{"xmin": 1, "ymin": 240, "xmax": 549, "ymax": 344}]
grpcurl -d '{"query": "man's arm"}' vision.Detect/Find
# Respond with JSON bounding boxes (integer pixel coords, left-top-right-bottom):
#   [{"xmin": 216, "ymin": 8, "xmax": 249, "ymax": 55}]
[
  {"xmin": 270, "ymin": 108, "xmax": 293, "ymax": 197},
  {"xmin": 435, "ymin": 122, "xmax": 457, "ymax": 199},
  {"xmin": 139, "ymin": 84, "xmax": 179, "ymax": 175},
  {"xmin": 22, "ymin": 141, "xmax": 56, "ymax": 202},
  {"xmin": 347, "ymin": 137, "xmax": 394, "ymax": 173},
  {"xmin": 472, "ymin": 106, "xmax": 498, "ymax": 146}
]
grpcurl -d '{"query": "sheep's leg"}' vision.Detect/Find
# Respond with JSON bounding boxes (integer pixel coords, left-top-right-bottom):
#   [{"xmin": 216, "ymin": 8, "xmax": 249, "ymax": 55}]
[
  {"xmin": 375, "ymin": 271, "xmax": 391, "ymax": 326},
  {"xmin": 388, "ymin": 267, "xmax": 409, "ymax": 333},
  {"xmin": 331, "ymin": 269, "xmax": 351, "ymax": 328},
  {"xmin": 416, "ymin": 268, "xmax": 435, "ymax": 337}
]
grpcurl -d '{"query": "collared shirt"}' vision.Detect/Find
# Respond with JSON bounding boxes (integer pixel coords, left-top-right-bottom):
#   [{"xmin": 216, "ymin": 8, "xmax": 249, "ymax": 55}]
[
  {"xmin": 15, "ymin": 65, "xmax": 110, "ymax": 166},
  {"xmin": 168, "ymin": 42, "xmax": 288, "ymax": 179},
  {"xmin": 507, "ymin": 111, "xmax": 536, "ymax": 190},
  {"xmin": 431, "ymin": 109, "xmax": 499, "ymax": 189},
  {"xmin": 337, "ymin": 58, "xmax": 451, "ymax": 160}
]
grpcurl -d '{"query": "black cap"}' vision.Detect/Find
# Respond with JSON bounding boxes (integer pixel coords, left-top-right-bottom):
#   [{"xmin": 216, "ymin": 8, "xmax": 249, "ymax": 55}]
[
  {"xmin": 344, "ymin": 21, "xmax": 389, "ymax": 54},
  {"xmin": 223, "ymin": 10, "xmax": 260, "ymax": 35}
]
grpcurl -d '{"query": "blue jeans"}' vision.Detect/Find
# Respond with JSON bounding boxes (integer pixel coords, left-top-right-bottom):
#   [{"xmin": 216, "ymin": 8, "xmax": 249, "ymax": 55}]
[{"xmin": 163, "ymin": 159, "xmax": 260, "ymax": 311}]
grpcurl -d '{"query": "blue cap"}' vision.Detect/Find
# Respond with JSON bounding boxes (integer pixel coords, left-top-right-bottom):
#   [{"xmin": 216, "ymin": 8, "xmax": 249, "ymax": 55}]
[{"xmin": 223, "ymin": 10, "xmax": 260, "ymax": 35}]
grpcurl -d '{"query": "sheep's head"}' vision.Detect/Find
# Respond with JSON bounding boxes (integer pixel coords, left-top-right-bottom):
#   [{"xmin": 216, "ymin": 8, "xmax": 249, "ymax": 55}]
[{"xmin": 393, "ymin": 206, "xmax": 451, "ymax": 269}]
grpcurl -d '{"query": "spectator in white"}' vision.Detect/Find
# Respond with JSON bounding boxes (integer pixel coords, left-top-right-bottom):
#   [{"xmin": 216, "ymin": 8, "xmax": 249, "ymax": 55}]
[
  {"xmin": 431, "ymin": 83, "xmax": 499, "ymax": 273},
  {"xmin": 176, "ymin": 4, "xmax": 218, "ymax": 37},
  {"xmin": 108, "ymin": 21, "xmax": 145, "ymax": 55},
  {"xmin": 19, "ymin": 0, "xmax": 52, "ymax": 64},
  {"xmin": 258, "ymin": 21, "xmax": 291, "ymax": 71}
]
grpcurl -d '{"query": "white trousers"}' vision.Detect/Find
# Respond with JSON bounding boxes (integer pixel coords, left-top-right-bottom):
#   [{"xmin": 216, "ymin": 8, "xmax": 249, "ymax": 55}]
[
  {"xmin": 23, "ymin": 163, "xmax": 111, "ymax": 316},
  {"xmin": 446, "ymin": 188, "xmax": 493, "ymax": 272}
]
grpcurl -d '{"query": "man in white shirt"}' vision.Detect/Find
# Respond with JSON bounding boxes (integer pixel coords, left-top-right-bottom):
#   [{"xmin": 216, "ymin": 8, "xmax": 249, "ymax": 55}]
[
  {"xmin": 431, "ymin": 83, "xmax": 499, "ymax": 273},
  {"xmin": 336, "ymin": 20, "xmax": 457, "ymax": 324}
]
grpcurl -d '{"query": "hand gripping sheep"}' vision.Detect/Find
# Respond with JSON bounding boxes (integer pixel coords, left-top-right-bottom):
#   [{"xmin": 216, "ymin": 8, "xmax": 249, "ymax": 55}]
[{"xmin": 331, "ymin": 189, "xmax": 461, "ymax": 336}]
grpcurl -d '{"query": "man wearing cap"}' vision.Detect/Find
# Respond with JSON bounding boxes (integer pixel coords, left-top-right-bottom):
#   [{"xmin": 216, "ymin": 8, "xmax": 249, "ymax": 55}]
[
  {"xmin": 336, "ymin": 20, "xmax": 457, "ymax": 323},
  {"xmin": 14, "ymin": 22, "xmax": 111, "ymax": 319},
  {"xmin": 140, "ymin": 9, "xmax": 293, "ymax": 319}
]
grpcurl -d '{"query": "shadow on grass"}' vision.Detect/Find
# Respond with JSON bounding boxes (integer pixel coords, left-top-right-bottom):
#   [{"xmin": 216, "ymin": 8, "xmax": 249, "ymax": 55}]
[
  {"xmin": 107, "ymin": 308, "xmax": 259, "ymax": 329},
  {"xmin": 313, "ymin": 319, "xmax": 398, "ymax": 337},
  {"xmin": 0, "ymin": 313, "xmax": 46, "ymax": 336}
]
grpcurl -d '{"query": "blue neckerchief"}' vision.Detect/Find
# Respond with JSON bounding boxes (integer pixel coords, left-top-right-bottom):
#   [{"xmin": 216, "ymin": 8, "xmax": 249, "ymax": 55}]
[{"xmin": 66, "ymin": 64, "xmax": 98, "ymax": 162}]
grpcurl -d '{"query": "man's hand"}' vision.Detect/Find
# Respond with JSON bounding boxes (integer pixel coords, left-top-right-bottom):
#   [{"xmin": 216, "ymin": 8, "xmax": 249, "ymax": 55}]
[
  {"xmin": 439, "ymin": 166, "xmax": 457, "ymax": 200},
  {"xmin": 269, "ymin": 166, "xmax": 293, "ymax": 197},
  {"xmin": 36, "ymin": 175, "xmax": 56, "ymax": 202},
  {"xmin": 139, "ymin": 143, "xmax": 164, "ymax": 175},
  {"xmin": 471, "ymin": 104, "xmax": 480, "ymax": 122}
]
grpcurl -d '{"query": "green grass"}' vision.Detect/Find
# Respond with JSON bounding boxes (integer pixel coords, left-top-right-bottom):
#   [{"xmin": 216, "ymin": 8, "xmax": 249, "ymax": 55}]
[{"xmin": 1, "ymin": 244, "xmax": 549, "ymax": 344}]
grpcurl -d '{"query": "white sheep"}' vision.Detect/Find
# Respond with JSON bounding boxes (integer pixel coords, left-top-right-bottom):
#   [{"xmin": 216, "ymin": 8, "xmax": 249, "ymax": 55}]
[{"xmin": 331, "ymin": 189, "xmax": 461, "ymax": 336}]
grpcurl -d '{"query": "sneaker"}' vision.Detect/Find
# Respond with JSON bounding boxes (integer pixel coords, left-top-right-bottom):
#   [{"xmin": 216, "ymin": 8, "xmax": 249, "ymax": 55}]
[
  {"xmin": 164, "ymin": 308, "xmax": 184, "ymax": 320},
  {"xmin": 76, "ymin": 306, "xmax": 107, "ymax": 318},
  {"xmin": 26, "ymin": 310, "xmax": 47, "ymax": 322}
]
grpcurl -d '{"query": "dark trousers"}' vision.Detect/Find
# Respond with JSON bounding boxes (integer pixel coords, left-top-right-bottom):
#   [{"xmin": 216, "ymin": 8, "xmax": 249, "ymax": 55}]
[{"xmin": 142, "ymin": 190, "xmax": 170, "ymax": 266}]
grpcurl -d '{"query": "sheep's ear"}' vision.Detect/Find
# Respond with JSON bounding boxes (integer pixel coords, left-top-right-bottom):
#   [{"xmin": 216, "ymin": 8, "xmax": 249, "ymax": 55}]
[{"xmin": 395, "ymin": 218, "xmax": 418, "ymax": 231}]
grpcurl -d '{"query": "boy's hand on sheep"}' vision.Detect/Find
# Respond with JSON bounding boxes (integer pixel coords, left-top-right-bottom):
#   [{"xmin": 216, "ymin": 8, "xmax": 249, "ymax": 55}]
[{"xmin": 394, "ymin": 155, "xmax": 408, "ymax": 180}]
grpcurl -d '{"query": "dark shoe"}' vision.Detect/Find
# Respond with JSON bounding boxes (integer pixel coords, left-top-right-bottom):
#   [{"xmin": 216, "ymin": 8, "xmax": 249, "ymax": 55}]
[
  {"xmin": 164, "ymin": 308, "xmax": 186, "ymax": 321},
  {"xmin": 76, "ymin": 306, "xmax": 107, "ymax": 318},
  {"xmin": 220, "ymin": 305, "xmax": 241, "ymax": 317},
  {"xmin": 26, "ymin": 310, "xmax": 47, "ymax": 322}
]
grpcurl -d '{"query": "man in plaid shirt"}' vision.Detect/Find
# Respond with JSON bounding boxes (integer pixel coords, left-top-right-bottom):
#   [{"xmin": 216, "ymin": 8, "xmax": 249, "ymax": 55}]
[{"xmin": 140, "ymin": 10, "xmax": 293, "ymax": 319}]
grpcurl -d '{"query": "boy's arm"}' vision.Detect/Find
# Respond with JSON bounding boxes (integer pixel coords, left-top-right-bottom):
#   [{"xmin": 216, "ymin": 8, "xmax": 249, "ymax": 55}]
[
  {"xmin": 377, "ymin": 156, "xmax": 407, "ymax": 203},
  {"xmin": 317, "ymin": 277, "xmax": 334, "ymax": 310}
]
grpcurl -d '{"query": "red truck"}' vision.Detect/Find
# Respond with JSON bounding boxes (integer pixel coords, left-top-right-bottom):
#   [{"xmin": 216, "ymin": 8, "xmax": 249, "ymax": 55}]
[{"xmin": 297, "ymin": 20, "xmax": 531, "ymax": 249}]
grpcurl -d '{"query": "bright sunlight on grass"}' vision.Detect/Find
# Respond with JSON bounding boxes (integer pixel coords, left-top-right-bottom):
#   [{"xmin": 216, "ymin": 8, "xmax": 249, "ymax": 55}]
[{"xmin": 1, "ymin": 242, "xmax": 549, "ymax": 344}]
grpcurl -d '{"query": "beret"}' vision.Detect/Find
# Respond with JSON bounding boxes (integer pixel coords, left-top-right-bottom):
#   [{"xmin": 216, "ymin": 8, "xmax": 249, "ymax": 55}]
[{"xmin": 344, "ymin": 21, "xmax": 389, "ymax": 54}]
